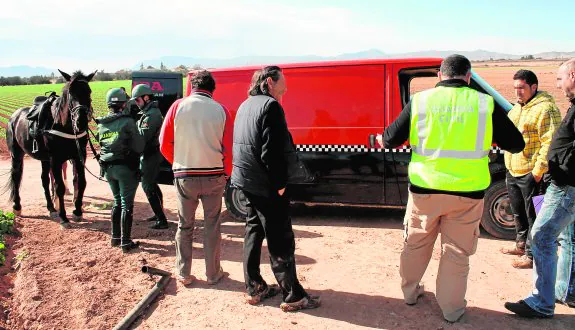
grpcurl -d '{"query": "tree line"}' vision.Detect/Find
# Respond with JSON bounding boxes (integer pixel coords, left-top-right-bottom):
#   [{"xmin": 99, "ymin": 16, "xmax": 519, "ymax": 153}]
[{"xmin": 0, "ymin": 63, "xmax": 202, "ymax": 86}]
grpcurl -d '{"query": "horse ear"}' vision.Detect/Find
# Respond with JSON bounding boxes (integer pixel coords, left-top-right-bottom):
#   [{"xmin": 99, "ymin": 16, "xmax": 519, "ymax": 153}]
[
  {"xmin": 86, "ymin": 70, "xmax": 97, "ymax": 82},
  {"xmin": 58, "ymin": 69, "xmax": 71, "ymax": 81}
]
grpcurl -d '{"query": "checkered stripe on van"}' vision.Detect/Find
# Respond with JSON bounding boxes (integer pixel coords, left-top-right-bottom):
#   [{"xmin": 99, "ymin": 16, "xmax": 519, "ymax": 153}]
[
  {"xmin": 295, "ymin": 145, "xmax": 411, "ymax": 153},
  {"xmin": 295, "ymin": 145, "xmax": 504, "ymax": 154}
]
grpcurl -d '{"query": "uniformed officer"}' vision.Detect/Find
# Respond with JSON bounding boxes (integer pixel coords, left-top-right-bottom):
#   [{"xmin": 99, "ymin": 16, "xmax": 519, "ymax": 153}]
[
  {"xmin": 97, "ymin": 88, "xmax": 145, "ymax": 252},
  {"xmin": 132, "ymin": 84, "xmax": 169, "ymax": 229}
]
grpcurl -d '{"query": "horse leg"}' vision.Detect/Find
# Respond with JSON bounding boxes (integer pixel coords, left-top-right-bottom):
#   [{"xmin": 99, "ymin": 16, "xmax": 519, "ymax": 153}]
[
  {"xmin": 41, "ymin": 160, "xmax": 58, "ymax": 218},
  {"xmin": 8, "ymin": 141, "xmax": 24, "ymax": 216},
  {"xmin": 50, "ymin": 158, "xmax": 68, "ymax": 226},
  {"xmin": 71, "ymin": 158, "xmax": 86, "ymax": 222}
]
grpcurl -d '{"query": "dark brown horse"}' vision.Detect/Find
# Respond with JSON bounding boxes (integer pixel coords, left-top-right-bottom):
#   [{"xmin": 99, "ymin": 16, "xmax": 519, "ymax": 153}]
[{"xmin": 5, "ymin": 70, "xmax": 95, "ymax": 227}]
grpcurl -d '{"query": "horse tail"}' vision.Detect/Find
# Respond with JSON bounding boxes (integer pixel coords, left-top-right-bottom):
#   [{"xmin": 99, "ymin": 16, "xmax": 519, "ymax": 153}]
[{"xmin": 2, "ymin": 109, "xmax": 25, "ymax": 203}]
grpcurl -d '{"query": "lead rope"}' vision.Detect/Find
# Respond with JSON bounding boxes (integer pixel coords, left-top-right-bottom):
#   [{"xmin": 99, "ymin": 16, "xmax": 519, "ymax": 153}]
[{"xmin": 70, "ymin": 104, "xmax": 108, "ymax": 182}]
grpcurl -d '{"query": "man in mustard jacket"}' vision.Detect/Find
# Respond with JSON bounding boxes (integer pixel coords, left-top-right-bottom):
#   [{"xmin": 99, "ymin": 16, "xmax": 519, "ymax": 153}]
[{"xmin": 501, "ymin": 70, "xmax": 561, "ymax": 269}]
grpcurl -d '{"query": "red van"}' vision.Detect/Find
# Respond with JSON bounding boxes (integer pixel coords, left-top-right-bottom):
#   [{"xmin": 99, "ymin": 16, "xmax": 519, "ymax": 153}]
[{"xmin": 183, "ymin": 58, "xmax": 514, "ymax": 239}]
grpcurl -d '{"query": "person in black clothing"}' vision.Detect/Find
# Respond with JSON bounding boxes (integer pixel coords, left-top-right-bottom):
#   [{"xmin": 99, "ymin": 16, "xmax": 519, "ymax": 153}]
[
  {"xmin": 231, "ymin": 66, "xmax": 321, "ymax": 312},
  {"xmin": 505, "ymin": 58, "xmax": 575, "ymax": 318}
]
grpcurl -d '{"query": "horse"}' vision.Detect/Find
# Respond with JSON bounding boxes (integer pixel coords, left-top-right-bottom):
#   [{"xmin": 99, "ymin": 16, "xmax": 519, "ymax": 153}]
[{"xmin": 5, "ymin": 70, "xmax": 95, "ymax": 228}]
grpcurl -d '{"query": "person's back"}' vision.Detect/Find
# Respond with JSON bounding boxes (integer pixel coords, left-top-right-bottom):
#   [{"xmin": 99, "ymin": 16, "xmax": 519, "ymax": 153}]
[
  {"xmin": 97, "ymin": 113, "xmax": 143, "ymax": 163},
  {"xmin": 232, "ymin": 94, "xmax": 285, "ymax": 196},
  {"xmin": 381, "ymin": 54, "xmax": 524, "ymax": 323},
  {"xmin": 159, "ymin": 70, "xmax": 231, "ymax": 286},
  {"xmin": 408, "ymin": 84, "xmax": 493, "ymax": 192},
  {"xmin": 97, "ymin": 88, "xmax": 145, "ymax": 253},
  {"xmin": 172, "ymin": 93, "xmax": 228, "ymax": 176}
]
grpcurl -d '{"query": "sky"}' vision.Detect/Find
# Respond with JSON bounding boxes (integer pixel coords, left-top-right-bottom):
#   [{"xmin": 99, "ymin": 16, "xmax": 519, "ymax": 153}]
[{"xmin": 1, "ymin": 0, "xmax": 573, "ymax": 72}]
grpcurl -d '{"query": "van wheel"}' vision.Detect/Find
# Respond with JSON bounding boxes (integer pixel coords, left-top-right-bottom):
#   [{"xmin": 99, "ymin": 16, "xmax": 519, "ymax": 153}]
[
  {"xmin": 224, "ymin": 182, "xmax": 247, "ymax": 222},
  {"xmin": 481, "ymin": 180, "xmax": 515, "ymax": 240}
]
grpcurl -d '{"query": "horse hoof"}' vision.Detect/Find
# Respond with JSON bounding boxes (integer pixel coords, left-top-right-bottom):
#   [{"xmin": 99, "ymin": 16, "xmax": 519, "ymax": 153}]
[
  {"xmin": 13, "ymin": 209, "xmax": 22, "ymax": 217},
  {"xmin": 50, "ymin": 212, "xmax": 59, "ymax": 219},
  {"xmin": 72, "ymin": 214, "xmax": 83, "ymax": 222},
  {"xmin": 60, "ymin": 222, "xmax": 71, "ymax": 229}
]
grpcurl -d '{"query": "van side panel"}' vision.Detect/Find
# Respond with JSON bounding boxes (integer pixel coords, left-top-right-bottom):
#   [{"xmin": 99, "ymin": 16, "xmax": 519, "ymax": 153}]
[{"xmin": 282, "ymin": 65, "xmax": 385, "ymax": 146}]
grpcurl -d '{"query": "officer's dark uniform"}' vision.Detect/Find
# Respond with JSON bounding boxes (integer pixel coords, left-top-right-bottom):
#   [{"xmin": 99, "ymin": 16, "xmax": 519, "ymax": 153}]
[
  {"xmin": 132, "ymin": 84, "xmax": 168, "ymax": 229},
  {"xmin": 97, "ymin": 88, "xmax": 145, "ymax": 252}
]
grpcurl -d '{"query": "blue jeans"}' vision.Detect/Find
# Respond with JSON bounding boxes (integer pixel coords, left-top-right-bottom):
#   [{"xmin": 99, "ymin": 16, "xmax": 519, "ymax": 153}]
[
  {"xmin": 556, "ymin": 221, "xmax": 575, "ymax": 305},
  {"xmin": 524, "ymin": 183, "xmax": 575, "ymax": 315}
]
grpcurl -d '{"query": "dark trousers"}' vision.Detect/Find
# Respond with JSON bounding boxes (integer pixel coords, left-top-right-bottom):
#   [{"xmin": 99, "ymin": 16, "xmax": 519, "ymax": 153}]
[
  {"xmin": 506, "ymin": 171, "xmax": 539, "ymax": 258},
  {"xmin": 242, "ymin": 190, "xmax": 307, "ymax": 303}
]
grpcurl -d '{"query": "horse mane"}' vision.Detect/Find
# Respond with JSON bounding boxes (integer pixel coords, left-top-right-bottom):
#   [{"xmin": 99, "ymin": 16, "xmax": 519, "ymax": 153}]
[{"xmin": 52, "ymin": 71, "xmax": 90, "ymax": 126}]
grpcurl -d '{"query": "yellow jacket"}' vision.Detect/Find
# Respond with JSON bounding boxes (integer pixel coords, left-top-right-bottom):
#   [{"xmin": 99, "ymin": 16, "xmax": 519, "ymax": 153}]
[{"xmin": 504, "ymin": 91, "xmax": 561, "ymax": 177}]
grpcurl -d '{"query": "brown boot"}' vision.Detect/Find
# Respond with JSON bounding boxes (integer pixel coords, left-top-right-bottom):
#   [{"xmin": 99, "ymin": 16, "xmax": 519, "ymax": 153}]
[
  {"xmin": 512, "ymin": 255, "xmax": 533, "ymax": 269},
  {"xmin": 500, "ymin": 241, "xmax": 526, "ymax": 256}
]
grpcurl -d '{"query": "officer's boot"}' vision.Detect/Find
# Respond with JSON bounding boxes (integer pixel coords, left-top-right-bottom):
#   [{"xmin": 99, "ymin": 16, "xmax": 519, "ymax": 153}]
[
  {"xmin": 149, "ymin": 192, "xmax": 169, "ymax": 230},
  {"xmin": 110, "ymin": 206, "xmax": 121, "ymax": 247},
  {"xmin": 121, "ymin": 207, "xmax": 139, "ymax": 253},
  {"xmin": 144, "ymin": 188, "xmax": 163, "ymax": 222}
]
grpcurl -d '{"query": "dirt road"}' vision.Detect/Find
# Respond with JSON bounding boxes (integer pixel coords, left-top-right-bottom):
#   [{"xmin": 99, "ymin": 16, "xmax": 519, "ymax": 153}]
[{"xmin": 0, "ymin": 158, "xmax": 573, "ymax": 330}]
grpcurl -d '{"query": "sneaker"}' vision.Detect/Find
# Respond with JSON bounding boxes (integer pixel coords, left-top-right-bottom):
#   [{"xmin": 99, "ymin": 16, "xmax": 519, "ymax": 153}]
[
  {"xmin": 280, "ymin": 295, "xmax": 321, "ymax": 312},
  {"xmin": 406, "ymin": 283, "xmax": 425, "ymax": 305},
  {"xmin": 177, "ymin": 275, "xmax": 196, "ymax": 286},
  {"xmin": 246, "ymin": 284, "xmax": 281, "ymax": 305},
  {"xmin": 512, "ymin": 255, "xmax": 533, "ymax": 269},
  {"xmin": 207, "ymin": 268, "xmax": 228, "ymax": 285}
]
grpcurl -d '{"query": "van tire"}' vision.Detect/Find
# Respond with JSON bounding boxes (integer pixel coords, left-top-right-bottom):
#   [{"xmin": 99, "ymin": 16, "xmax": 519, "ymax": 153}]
[
  {"xmin": 224, "ymin": 182, "xmax": 247, "ymax": 222},
  {"xmin": 481, "ymin": 180, "xmax": 515, "ymax": 240}
]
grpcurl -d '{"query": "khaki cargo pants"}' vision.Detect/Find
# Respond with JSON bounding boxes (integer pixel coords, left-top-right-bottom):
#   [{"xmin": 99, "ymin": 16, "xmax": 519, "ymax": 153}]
[
  {"xmin": 174, "ymin": 175, "xmax": 227, "ymax": 280},
  {"xmin": 400, "ymin": 192, "xmax": 483, "ymax": 322}
]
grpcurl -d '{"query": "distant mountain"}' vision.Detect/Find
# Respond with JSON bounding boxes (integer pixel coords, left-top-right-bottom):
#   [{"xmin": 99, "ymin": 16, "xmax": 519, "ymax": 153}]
[
  {"xmin": 0, "ymin": 65, "xmax": 55, "ymax": 77},
  {"xmin": 135, "ymin": 49, "xmax": 574, "ymax": 70}
]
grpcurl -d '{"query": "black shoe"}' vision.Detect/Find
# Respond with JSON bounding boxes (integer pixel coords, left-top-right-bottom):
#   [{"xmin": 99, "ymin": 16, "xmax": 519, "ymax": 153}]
[
  {"xmin": 121, "ymin": 240, "xmax": 140, "ymax": 253},
  {"xmin": 144, "ymin": 215, "xmax": 157, "ymax": 222},
  {"xmin": 150, "ymin": 220, "xmax": 169, "ymax": 229},
  {"xmin": 504, "ymin": 300, "xmax": 553, "ymax": 318},
  {"xmin": 111, "ymin": 238, "xmax": 121, "ymax": 247}
]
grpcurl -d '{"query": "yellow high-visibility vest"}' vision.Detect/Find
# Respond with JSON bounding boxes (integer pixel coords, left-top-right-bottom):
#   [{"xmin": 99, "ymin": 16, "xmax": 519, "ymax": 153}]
[{"xmin": 408, "ymin": 86, "xmax": 494, "ymax": 192}]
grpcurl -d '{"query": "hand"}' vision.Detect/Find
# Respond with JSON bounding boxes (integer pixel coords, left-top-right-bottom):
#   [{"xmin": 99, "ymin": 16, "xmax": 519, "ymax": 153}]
[
  {"xmin": 376, "ymin": 134, "xmax": 383, "ymax": 147},
  {"xmin": 278, "ymin": 188, "xmax": 285, "ymax": 196},
  {"xmin": 532, "ymin": 173, "xmax": 542, "ymax": 183}
]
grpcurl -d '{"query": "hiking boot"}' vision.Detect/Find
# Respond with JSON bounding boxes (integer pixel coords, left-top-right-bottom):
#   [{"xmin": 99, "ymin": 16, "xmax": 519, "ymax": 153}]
[
  {"xmin": 280, "ymin": 295, "xmax": 321, "ymax": 312},
  {"xmin": 207, "ymin": 267, "xmax": 228, "ymax": 285},
  {"xmin": 406, "ymin": 283, "xmax": 425, "ymax": 305},
  {"xmin": 512, "ymin": 255, "xmax": 533, "ymax": 269},
  {"xmin": 500, "ymin": 244, "xmax": 525, "ymax": 256},
  {"xmin": 177, "ymin": 275, "xmax": 196, "ymax": 286},
  {"xmin": 246, "ymin": 284, "xmax": 281, "ymax": 305}
]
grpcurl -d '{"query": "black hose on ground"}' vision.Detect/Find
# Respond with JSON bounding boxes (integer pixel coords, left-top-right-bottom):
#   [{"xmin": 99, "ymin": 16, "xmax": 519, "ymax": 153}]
[{"xmin": 112, "ymin": 266, "xmax": 172, "ymax": 330}]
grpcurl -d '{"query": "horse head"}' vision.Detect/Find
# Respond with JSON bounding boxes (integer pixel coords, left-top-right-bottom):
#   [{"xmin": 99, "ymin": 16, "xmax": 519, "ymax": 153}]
[{"xmin": 55, "ymin": 69, "xmax": 96, "ymax": 134}]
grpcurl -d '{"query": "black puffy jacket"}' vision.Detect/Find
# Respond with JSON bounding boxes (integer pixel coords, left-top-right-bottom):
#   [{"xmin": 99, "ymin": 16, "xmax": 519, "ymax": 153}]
[{"xmin": 231, "ymin": 95, "xmax": 298, "ymax": 197}]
